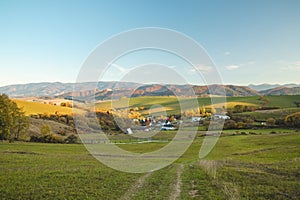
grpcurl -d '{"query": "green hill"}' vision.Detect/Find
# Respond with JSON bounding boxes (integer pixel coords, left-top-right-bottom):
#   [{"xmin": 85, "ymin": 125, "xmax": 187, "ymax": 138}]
[{"xmin": 95, "ymin": 95, "xmax": 300, "ymax": 114}]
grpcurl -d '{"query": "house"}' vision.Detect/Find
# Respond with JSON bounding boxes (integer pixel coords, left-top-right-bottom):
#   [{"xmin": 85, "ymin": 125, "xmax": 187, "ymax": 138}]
[
  {"xmin": 213, "ymin": 114, "xmax": 230, "ymax": 120},
  {"xmin": 191, "ymin": 116, "xmax": 204, "ymax": 122},
  {"xmin": 126, "ymin": 128, "xmax": 133, "ymax": 134}
]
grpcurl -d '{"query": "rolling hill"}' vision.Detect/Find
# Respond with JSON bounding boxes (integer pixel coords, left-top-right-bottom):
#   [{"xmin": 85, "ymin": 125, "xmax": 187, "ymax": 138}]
[
  {"xmin": 67, "ymin": 84, "xmax": 260, "ymax": 101},
  {"xmin": 193, "ymin": 85, "xmax": 260, "ymax": 96},
  {"xmin": 95, "ymin": 95, "xmax": 300, "ymax": 115},
  {"xmin": 248, "ymin": 83, "xmax": 300, "ymax": 91},
  {"xmin": 260, "ymin": 86, "xmax": 300, "ymax": 95},
  {"xmin": 13, "ymin": 99, "xmax": 84, "ymax": 116},
  {"xmin": 0, "ymin": 81, "xmax": 139, "ymax": 97}
]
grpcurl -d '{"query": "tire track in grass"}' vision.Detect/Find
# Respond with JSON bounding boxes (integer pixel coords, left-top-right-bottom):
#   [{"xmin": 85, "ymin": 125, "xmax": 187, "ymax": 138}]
[
  {"xmin": 169, "ymin": 164, "xmax": 184, "ymax": 200},
  {"xmin": 120, "ymin": 172, "xmax": 152, "ymax": 200}
]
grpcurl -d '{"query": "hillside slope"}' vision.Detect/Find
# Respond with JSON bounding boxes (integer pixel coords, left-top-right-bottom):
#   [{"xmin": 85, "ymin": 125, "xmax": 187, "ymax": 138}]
[
  {"xmin": 248, "ymin": 83, "xmax": 300, "ymax": 91},
  {"xmin": 0, "ymin": 81, "xmax": 139, "ymax": 97},
  {"xmin": 260, "ymin": 86, "xmax": 300, "ymax": 95},
  {"xmin": 14, "ymin": 100, "xmax": 84, "ymax": 115}
]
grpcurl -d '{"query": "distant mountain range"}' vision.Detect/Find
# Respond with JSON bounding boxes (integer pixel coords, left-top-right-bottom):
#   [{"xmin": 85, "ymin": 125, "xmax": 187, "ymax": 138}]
[
  {"xmin": 0, "ymin": 82, "xmax": 139, "ymax": 97},
  {"xmin": 1, "ymin": 82, "xmax": 300, "ymax": 99},
  {"xmin": 248, "ymin": 83, "xmax": 300, "ymax": 91},
  {"xmin": 260, "ymin": 86, "xmax": 300, "ymax": 96}
]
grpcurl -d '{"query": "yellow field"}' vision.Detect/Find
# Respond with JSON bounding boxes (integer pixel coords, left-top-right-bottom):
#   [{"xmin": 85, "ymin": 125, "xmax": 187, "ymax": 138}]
[
  {"xmin": 206, "ymin": 101, "xmax": 257, "ymax": 109},
  {"xmin": 14, "ymin": 100, "xmax": 83, "ymax": 116}
]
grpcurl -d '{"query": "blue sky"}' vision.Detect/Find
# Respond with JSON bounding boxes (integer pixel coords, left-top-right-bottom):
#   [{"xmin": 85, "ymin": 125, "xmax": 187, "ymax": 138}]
[{"xmin": 0, "ymin": 0, "xmax": 299, "ymax": 86}]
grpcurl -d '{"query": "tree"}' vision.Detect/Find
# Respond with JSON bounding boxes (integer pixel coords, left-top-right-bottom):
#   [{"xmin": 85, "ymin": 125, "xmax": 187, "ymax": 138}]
[
  {"xmin": 169, "ymin": 115, "xmax": 175, "ymax": 122},
  {"xmin": 266, "ymin": 118, "xmax": 276, "ymax": 127},
  {"xmin": 233, "ymin": 105, "xmax": 244, "ymax": 113},
  {"xmin": 0, "ymin": 94, "xmax": 13, "ymax": 140},
  {"xmin": 12, "ymin": 109, "xmax": 29, "ymax": 140},
  {"xmin": 294, "ymin": 102, "xmax": 300, "ymax": 107},
  {"xmin": 199, "ymin": 106, "xmax": 206, "ymax": 116},
  {"xmin": 40, "ymin": 124, "xmax": 51, "ymax": 135},
  {"xmin": 210, "ymin": 107, "xmax": 217, "ymax": 114},
  {"xmin": 285, "ymin": 112, "xmax": 300, "ymax": 127},
  {"xmin": 64, "ymin": 134, "xmax": 77, "ymax": 143},
  {"xmin": 0, "ymin": 94, "xmax": 29, "ymax": 141}
]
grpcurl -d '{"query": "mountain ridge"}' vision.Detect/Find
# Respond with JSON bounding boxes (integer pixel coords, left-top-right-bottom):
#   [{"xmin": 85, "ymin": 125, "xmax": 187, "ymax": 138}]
[
  {"xmin": 248, "ymin": 83, "xmax": 300, "ymax": 91},
  {"xmin": 260, "ymin": 86, "xmax": 300, "ymax": 96},
  {"xmin": 1, "ymin": 82, "xmax": 300, "ymax": 98}
]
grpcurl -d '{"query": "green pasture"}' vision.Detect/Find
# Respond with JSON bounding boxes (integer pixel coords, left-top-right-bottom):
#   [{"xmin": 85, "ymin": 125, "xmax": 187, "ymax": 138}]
[
  {"xmin": 95, "ymin": 95, "xmax": 300, "ymax": 115},
  {"xmin": 1, "ymin": 130, "xmax": 299, "ymax": 199}
]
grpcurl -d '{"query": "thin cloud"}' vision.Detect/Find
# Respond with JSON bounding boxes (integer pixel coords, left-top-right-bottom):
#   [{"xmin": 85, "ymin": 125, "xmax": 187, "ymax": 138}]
[
  {"xmin": 189, "ymin": 64, "xmax": 213, "ymax": 73},
  {"xmin": 224, "ymin": 51, "xmax": 231, "ymax": 55},
  {"xmin": 279, "ymin": 60, "xmax": 300, "ymax": 71},
  {"xmin": 225, "ymin": 65, "xmax": 240, "ymax": 70}
]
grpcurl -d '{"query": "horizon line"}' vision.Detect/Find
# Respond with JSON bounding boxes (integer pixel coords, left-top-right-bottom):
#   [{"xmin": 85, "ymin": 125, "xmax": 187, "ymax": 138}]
[{"xmin": 1, "ymin": 81, "xmax": 300, "ymax": 88}]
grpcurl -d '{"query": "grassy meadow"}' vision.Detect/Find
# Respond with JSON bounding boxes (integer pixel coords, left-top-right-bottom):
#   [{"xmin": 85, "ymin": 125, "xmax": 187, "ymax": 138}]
[
  {"xmin": 1, "ymin": 94, "xmax": 299, "ymax": 199},
  {"xmin": 1, "ymin": 130, "xmax": 299, "ymax": 199},
  {"xmin": 12, "ymin": 95, "xmax": 300, "ymax": 116},
  {"xmin": 95, "ymin": 95, "xmax": 300, "ymax": 114}
]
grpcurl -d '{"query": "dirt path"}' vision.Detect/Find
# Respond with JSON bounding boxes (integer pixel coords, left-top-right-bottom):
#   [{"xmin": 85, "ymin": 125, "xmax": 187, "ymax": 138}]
[
  {"xmin": 120, "ymin": 172, "xmax": 151, "ymax": 200},
  {"xmin": 169, "ymin": 164, "xmax": 184, "ymax": 200}
]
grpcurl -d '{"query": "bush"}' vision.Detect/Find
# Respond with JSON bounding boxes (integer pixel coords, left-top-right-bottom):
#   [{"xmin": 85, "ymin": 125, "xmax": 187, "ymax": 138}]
[
  {"xmin": 236, "ymin": 122, "xmax": 246, "ymax": 129},
  {"xmin": 40, "ymin": 124, "xmax": 51, "ymax": 135},
  {"xmin": 266, "ymin": 118, "xmax": 276, "ymax": 127},
  {"xmin": 30, "ymin": 133, "xmax": 64, "ymax": 143},
  {"xmin": 64, "ymin": 134, "xmax": 78, "ymax": 143},
  {"xmin": 285, "ymin": 112, "xmax": 300, "ymax": 128},
  {"xmin": 249, "ymin": 132, "xmax": 257, "ymax": 135},
  {"xmin": 223, "ymin": 120, "xmax": 237, "ymax": 129}
]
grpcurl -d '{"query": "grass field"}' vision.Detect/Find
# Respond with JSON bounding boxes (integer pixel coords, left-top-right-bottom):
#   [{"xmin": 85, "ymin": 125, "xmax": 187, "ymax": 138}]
[
  {"xmin": 239, "ymin": 107, "xmax": 300, "ymax": 121},
  {"xmin": 3, "ymin": 95, "xmax": 299, "ymax": 199},
  {"xmin": 13, "ymin": 95, "xmax": 300, "ymax": 117},
  {"xmin": 95, "ymin": 95, "xmax": 300, "ymax": 115},
  {"xmin": 14, "ymin": 100, "xmax": 84, "ymax": 116},
  {"xmin": 1, "ymin": 130, "xmax": 299, "ymax": 199}
]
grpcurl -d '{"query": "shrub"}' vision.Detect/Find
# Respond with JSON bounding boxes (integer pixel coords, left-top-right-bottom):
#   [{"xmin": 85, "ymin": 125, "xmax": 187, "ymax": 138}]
[
  {"xmin": 40, "ymin": 124, "xmax": 51, "ymax": 135},
  {"xmin": 236, "ymin": 122, "xmax": 246, "ymax": 129},
  {"xmin": 224, "ymin": 120, "xmax": 237, "ymax": 129},
  {"xmin": 64, "ymin": 134, "xmax": 78, "ymax": 143},
  {"xmin": 30, "ymin": 133, "xmax": 64, "ymax": 143},
  {"xmin": 285, "ymin": 112, "xmax": 300, "ymax": 128},
  {"xmin": 266, "ymin": 118, "xmax": 276, "ymax": 127}
]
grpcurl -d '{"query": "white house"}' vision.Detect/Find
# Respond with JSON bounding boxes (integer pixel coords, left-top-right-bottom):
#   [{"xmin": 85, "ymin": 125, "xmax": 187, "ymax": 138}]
[
  {"xmin": 191, "ymin": 116, "xmax": 204, "ymax": 122},
  {"xmin": 213, "ymin": 114, "xmax": 230, "ymax": 120}
]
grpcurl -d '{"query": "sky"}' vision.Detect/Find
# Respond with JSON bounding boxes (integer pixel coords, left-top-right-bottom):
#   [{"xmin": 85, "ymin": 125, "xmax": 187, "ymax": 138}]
[{"xmin": 0, "ymin": 0, "xmax": 299, "ymax": 86}]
